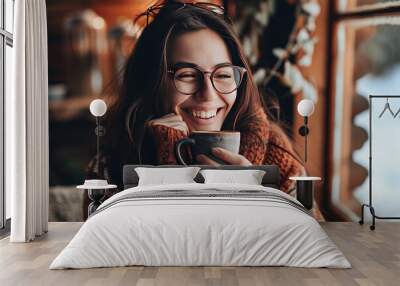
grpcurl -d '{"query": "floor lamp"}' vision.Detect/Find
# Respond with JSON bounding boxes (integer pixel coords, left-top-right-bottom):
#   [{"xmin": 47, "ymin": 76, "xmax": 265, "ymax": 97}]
[
  {"xmin": 290, "ymin": 99, "xmax": 321, "ymax": 210},
  {"xmin": 77, "ymin": 99, "xmax": 116, "ymax": 217}
]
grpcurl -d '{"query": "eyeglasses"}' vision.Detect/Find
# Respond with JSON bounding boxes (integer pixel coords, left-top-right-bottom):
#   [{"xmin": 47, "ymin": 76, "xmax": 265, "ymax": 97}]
[
  {"xmin": 168, "ymin": 64, "xmax": 247, "ymax": 95},
  {"xmin": 145, "ymin": 1, "xmax": 228, "ymax": 26}
]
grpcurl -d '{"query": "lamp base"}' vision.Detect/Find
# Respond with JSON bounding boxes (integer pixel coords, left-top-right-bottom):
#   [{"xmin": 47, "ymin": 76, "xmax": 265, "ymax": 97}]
[
  {"xmin": 87, "ymin": 189, "xmax": 106, "ymax": 216},
  {"xmin": 296, "ymin": 180, "xmax": 314, "ymax": 210},
  {"xmin": 290, "ymin": 176, "xmax": 321, "ymax": 210}
]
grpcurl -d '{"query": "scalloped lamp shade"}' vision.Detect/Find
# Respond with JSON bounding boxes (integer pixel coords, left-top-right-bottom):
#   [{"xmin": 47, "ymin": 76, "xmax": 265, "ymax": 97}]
[
  {"xmin": 90, "ymin": 99, "xmax": 107, "ymax": 117},
  {"xmin": 297, "ymin": 99, "xmax": 315, "ymax": 117}
]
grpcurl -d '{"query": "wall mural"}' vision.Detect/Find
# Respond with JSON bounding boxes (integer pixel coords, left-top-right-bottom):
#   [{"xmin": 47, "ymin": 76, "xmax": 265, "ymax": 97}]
[{"xmin": 47, "ymin": 0, "xmax": 321, "ymax": 222}]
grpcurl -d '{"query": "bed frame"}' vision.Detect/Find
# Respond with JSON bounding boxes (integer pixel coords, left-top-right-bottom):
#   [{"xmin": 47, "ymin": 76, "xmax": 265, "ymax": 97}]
[{"xmin": 123, "ymin": 165, "xmax": 281, "ymax": 190}]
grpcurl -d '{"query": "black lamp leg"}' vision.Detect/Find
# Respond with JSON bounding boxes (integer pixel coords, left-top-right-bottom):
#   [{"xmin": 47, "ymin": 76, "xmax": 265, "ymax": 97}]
[
  {"xmin": 96, "ymin": 116, "xmax": 100, "ymax": 177},
  {"xmin": 304, "ymin": 116, "xmax": 308, "ymax": 163},
  {"xmin": 359, "ymin": 203, "xmax": 366, "ymax": 225},
  {"xmin": 298, "ymin": 116, "xmax": 309, "ymax": 163}
]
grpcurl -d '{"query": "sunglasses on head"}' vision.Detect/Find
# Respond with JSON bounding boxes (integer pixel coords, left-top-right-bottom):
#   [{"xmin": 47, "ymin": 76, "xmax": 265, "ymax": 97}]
[{"xmin": 145, "ymin": 1, "xmax": 230, "ymax": 26}]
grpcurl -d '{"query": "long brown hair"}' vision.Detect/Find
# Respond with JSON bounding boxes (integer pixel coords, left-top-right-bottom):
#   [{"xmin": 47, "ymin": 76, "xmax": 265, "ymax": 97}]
[{"xmin": 103, "ymin": 1, "xmax": 269, "ymax": 185}]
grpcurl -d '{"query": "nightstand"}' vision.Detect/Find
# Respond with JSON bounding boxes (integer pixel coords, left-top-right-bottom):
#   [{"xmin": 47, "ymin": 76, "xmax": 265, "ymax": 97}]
[
  {"xmin": 77, "ymin": 180, "xmax": 117, "ymax": 216},
  {"xmin": 289, "ymin": 176, "xmax": 321, "ymax": 210}
]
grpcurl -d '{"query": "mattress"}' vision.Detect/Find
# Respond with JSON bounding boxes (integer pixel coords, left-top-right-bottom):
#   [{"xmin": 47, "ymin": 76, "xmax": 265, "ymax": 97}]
[{"xmin": 50, "ymin": 183, "xmax": 351, "ymax": 269}]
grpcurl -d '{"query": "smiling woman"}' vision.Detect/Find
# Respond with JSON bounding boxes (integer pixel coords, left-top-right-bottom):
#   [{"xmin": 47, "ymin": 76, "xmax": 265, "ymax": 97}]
[
  {"xmin": 85, "ymin": 0, "xmax": 305, "ymax": 212},
  {"xmin": 165, "ymin": 29, "xmax": 244, "ymax": 133}
]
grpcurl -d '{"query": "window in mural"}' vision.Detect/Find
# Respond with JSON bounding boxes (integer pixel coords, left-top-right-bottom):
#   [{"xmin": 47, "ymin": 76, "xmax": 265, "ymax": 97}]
[
  {"xmin": 1, "ymin": 0, "xmax": 14, "ymax": 230},
  {"xmin": 331, "ymin": 0, "xmax": 400, "ymax": 220}
]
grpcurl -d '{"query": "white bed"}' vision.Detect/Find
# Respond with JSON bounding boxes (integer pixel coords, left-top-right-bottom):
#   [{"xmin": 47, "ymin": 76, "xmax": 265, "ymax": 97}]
[{"xmin": 50, "ymin": 183, "xmax": 351, "ymax": 269}]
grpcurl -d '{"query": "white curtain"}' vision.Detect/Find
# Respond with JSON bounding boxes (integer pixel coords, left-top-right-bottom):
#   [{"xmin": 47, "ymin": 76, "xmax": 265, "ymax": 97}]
[{"xmin": 7, "ymin": 0, "xmax": 49, "ymax": 242}]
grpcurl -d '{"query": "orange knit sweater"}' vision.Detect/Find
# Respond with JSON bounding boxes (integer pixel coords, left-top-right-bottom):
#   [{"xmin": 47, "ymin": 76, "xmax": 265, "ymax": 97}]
[{"xmin": 151, "ymin": 108, "xmax": 305, "ymax": 194}]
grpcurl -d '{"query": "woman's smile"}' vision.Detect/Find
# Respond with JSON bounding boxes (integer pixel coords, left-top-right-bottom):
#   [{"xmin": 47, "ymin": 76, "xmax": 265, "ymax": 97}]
[{"xmin": 180, "ymin": 106, "xmax": 226, "ymax": 130}]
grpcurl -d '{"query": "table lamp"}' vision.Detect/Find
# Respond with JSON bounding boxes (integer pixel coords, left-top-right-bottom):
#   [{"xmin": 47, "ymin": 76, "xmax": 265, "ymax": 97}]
[
  {"xmin": 77, "ymin": 99, "xmax": 111, "ymax": 216},
  {"xmin": 297, "ymin": 99, "xmax": 315, "ymax": 163}
]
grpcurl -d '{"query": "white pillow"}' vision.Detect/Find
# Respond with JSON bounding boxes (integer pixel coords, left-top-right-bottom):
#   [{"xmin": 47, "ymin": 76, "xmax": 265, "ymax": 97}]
[
  {"xmin": 135, "ymin": 167, "xmax": 201, "ymax": 186},
  {"xmin": 200, "ymin": 169, "xmax": 266, "ymax": 185}
]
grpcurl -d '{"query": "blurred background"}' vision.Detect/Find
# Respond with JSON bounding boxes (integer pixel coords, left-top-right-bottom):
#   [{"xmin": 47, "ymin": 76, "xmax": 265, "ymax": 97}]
[{"xmin": 45, "ymin": 0, "xmax": 400, "ymax": 222}]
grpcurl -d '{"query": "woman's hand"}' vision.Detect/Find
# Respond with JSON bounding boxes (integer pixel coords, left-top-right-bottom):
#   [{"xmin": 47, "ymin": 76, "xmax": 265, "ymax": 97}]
[
  {"xmin": 146, "ymin": 113, "xmax": 189, "ymax": 136},
  {"xmin": 196, "ymin": 147, "xmax": 252, "ymax": 166}
]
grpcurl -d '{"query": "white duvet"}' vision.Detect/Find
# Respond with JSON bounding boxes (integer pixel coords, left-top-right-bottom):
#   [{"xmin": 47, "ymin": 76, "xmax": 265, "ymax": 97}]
[{"xmin": 50, "ymin": 183, "xmax": 351, "ymax": 269}]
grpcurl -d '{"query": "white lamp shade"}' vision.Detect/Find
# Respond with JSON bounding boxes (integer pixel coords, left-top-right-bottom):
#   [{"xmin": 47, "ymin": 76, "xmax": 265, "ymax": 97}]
[
  {"xmin": 297, "ymin": 99, "xmax": 315, "ymax": 117},
  {"xmin": 90, "ymin": 99, "xmax": 107, "ymax": 117}
]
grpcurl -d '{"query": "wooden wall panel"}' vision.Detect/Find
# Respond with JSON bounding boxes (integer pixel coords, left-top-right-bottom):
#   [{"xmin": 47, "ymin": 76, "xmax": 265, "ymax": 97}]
[{"xmin": 293, "ymin": 0, "xmax": 329, "ymax": 213}]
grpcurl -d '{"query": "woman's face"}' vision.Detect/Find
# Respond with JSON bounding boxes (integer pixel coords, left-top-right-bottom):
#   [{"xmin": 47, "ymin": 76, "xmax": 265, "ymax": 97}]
[{"xmin": 167, "ymin": 28, "xmax": 237, "ymax": 132}]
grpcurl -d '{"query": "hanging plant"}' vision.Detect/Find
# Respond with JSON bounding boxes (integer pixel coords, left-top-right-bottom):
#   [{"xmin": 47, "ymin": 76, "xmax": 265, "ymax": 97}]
[{"xmin": 230, "ymin": 0, "xmax": 320, "ymax": 104}]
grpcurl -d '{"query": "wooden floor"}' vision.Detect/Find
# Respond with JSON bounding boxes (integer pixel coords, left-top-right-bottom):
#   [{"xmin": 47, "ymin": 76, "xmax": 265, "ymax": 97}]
[{"xmin": 0, "ymin": 222, "xmax": 399, "ymax": 286}]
